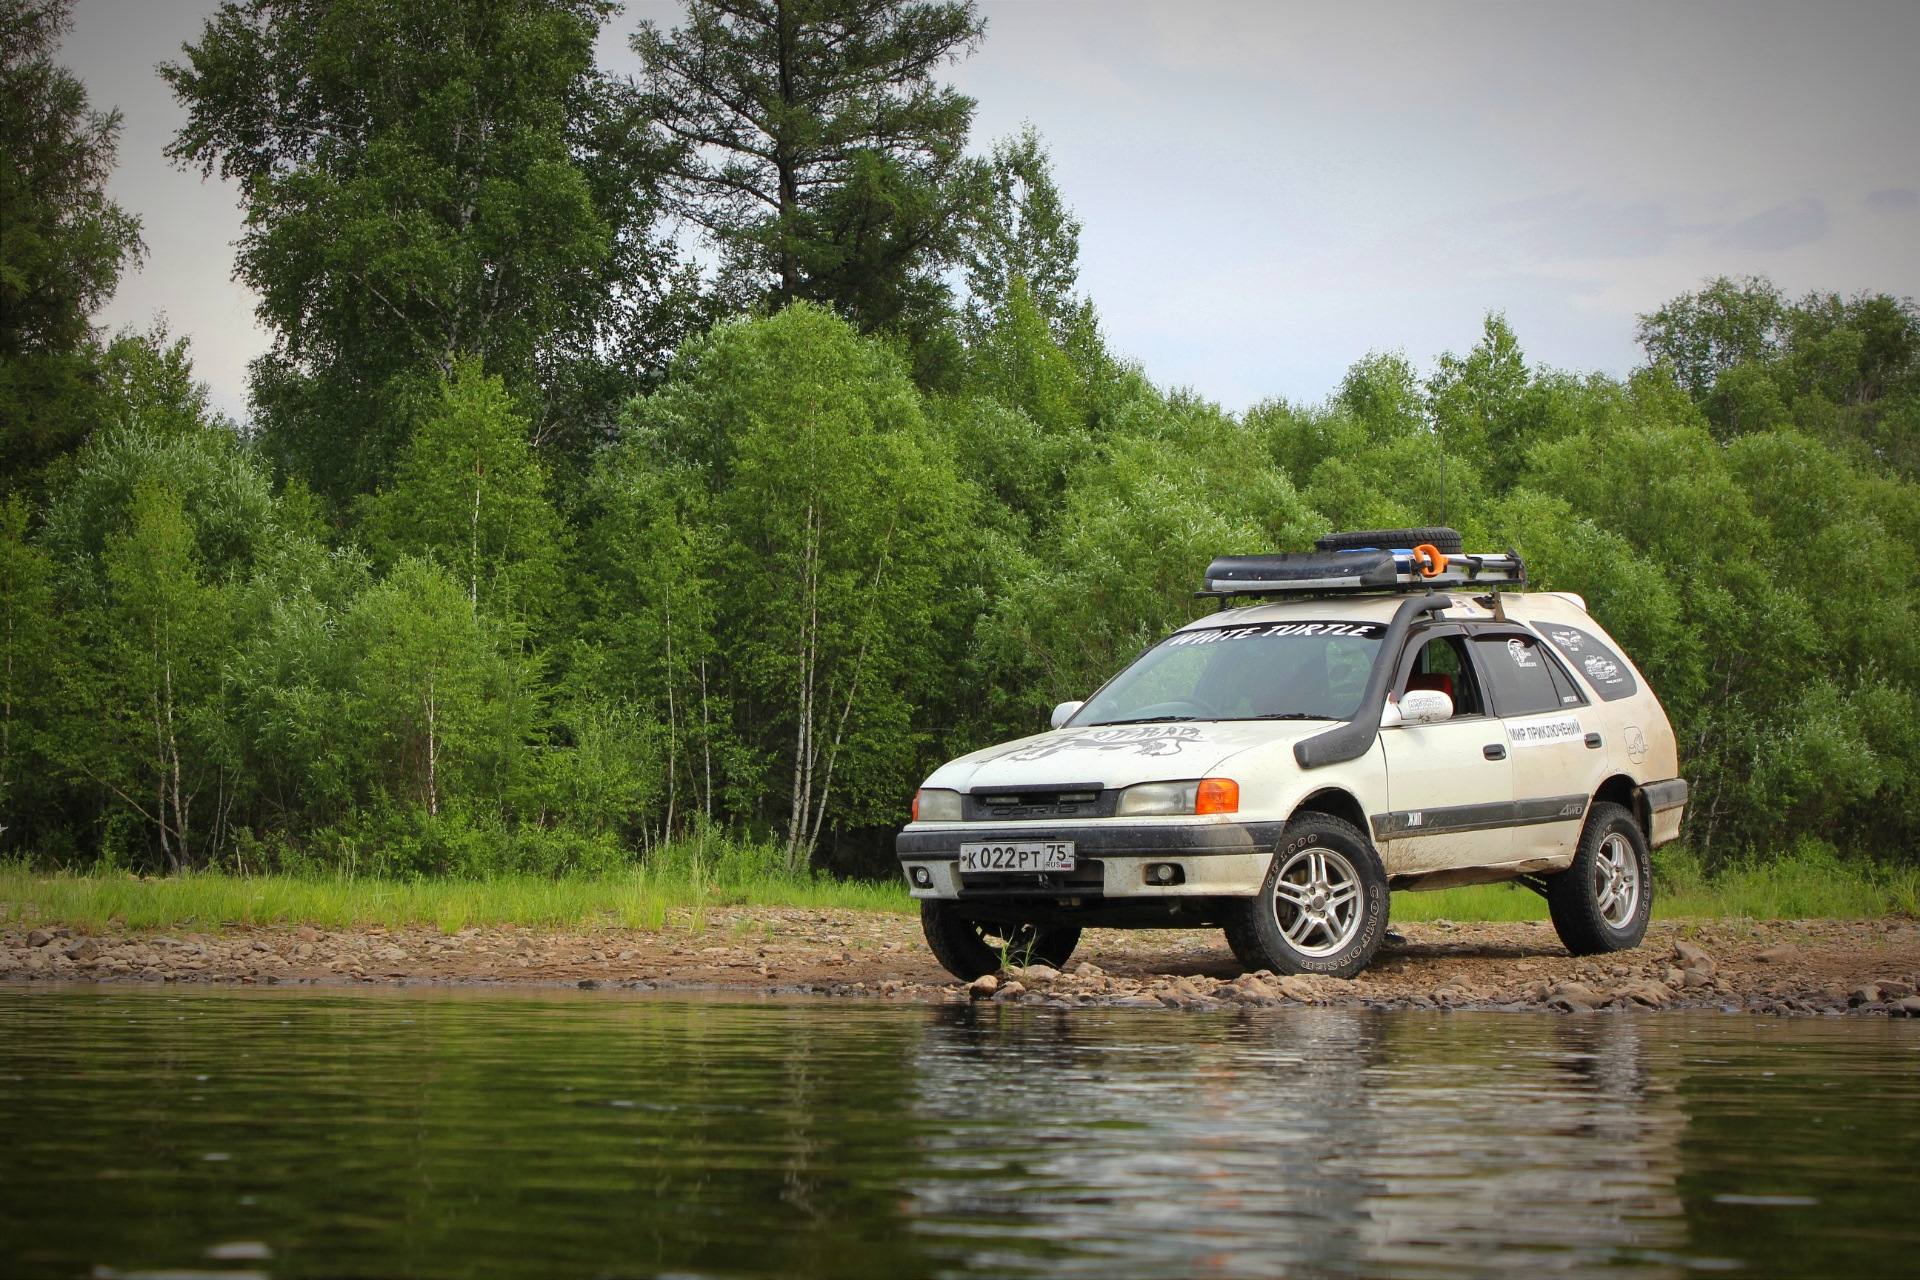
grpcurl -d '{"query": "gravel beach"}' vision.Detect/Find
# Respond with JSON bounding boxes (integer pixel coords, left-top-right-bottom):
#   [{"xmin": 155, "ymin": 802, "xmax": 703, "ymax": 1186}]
[{"xmin": 7, "ymin": 913, "xmax": 1920, "ymax": 1016}]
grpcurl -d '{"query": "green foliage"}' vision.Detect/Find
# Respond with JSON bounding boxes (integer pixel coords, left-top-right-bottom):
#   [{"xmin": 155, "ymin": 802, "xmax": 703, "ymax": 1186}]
[
  {"xmin": 1639, "ymin": 276, "xmax": 1920, "ymax": 472},
  {"xmin": 62, "ymin": 477, "xmax": 240, "ymax": 871},
  {"xmin": 360, "ymin": 360, "xmax": 563, "ymax": 623},
  {"xmin": 0, "ymin": 0, "xmax": 143, "ymax": 492},
  {"xmin": 964, "ymin": 124, "xmax": 1082, "ymax": 333},
  {"xmin": 0, "ymin": 495, "xmax": 59, "ymax": 841},
  {"xmin": 608, "ymin": 304, "xmax": 974, "ymax": 867},
  {"xmin": 3, "ymin": 0, "xmax": 1917, "ymax": 896},
  {"xmin": 977, "ymin": 399, "xmax": 1325, "ymax": 723},
  {"xmin": 164, "ymin": 0, "xmax": 685, "ymax": 500}
]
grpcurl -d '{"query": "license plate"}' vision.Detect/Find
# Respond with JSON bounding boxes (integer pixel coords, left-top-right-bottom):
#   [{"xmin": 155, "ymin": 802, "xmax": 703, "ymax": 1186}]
[{"xmin": 959, "ymin": 841, "xmax": 1075, "ymax": 873}]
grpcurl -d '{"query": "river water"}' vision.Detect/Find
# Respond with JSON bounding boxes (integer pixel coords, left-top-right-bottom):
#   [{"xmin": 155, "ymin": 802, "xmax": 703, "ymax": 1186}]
[{"xmin": 1, "ymin": 987, "xmax": 1915, "ymax": 1279}]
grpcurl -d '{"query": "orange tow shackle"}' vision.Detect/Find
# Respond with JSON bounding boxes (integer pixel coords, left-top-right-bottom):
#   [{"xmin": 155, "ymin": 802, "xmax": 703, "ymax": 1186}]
[{"xmin": 1412, "ymin": 543, "xmax": 1449, "ymax": 578}]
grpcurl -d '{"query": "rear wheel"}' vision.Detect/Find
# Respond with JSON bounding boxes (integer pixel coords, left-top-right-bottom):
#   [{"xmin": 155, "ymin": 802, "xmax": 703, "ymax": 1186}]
[
  {"xmin": 919, "ymin": 901, "xmax": 1081, "ymax": 982},
  {"xmin": 1224, "ymin": 814, "xmax": 1390, "ymax": 978},
  {"xmin": 1546, "ymin": 802, "xmax": 1652, "ymax": 955}
]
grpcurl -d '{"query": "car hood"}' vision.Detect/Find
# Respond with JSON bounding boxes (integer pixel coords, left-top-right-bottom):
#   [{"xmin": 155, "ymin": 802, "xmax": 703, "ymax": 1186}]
[{"xmin": 925, "ymin": 720, "xmax": 1327, "ymax": 792}]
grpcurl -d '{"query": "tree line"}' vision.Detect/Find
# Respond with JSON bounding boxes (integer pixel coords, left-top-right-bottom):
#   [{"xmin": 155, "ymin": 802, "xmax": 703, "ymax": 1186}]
[{"xmin": 3, "ymin": 0, "xmax": 1918, "ymax": 877}]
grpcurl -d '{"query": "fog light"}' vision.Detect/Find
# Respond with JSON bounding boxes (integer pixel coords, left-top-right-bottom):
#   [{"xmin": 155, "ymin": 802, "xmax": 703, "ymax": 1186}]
[{"xmin": 910, "ymin": 866, "xmax": 933, "ymax": 888}]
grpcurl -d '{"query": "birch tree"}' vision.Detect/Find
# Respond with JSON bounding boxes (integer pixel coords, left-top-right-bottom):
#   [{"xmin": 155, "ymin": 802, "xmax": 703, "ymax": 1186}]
[
  {"xmin": 339, "ymin": 559, "xmax": 523, "ymax": 819},
  {"xmin": 626, "ymin": 303, "xmax": 968, "ymax": 867},
  {"xmin": 70, "ymin": 479, "xmax": 233, "ymax": 869},
  {"xmin": 362, "ymin": 360, "xmax": 563, "ymax": 626}
]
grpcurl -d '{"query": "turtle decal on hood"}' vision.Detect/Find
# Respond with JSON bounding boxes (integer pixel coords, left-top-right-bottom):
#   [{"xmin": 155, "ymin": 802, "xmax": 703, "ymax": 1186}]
[{"xmin": 997, "ymin": 724, "xmax": 1206, "ymax": 762}]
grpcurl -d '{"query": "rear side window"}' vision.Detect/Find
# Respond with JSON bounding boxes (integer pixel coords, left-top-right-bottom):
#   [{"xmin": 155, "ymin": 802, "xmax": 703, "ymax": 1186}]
[
  {"xmin": 1542, "ymin": 650, "xmax": 1589, "ymax": 707},
  {"xmin": 1535, "ymin": 624, "xmax": 1638, "ymax": 702},
  {"xmin": 1472, "ymin": 635, "xmax": 1563, "ymax": 718}
]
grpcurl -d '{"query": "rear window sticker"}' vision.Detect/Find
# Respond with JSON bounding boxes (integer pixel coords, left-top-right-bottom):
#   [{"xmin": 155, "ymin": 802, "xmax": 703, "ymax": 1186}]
[
  {"xmin": 1537, "ymin": 625, "xmax": 1639, "ymax": 701},
  {"xmin": 1507, "ymin": 638, "xmax": 1538, "ymax": 667}
]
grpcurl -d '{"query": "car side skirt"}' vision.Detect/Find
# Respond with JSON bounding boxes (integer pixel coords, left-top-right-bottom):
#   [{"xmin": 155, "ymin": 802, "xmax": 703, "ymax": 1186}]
[{"xmin": 1369, "ymin": 794, "xmax": 1590, "ymax": 841}]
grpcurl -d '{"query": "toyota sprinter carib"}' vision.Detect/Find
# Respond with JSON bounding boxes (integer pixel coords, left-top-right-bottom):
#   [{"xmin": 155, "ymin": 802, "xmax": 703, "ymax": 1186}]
[{"xmin": 898, "ymin": 528, "xmax": 1686, "ymax": 981}]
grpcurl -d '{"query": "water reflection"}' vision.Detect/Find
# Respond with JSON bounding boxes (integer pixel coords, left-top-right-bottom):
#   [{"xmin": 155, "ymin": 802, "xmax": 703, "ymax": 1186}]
[
  {"xmin": 903, "ymin": 1009, "xmax": 1692, "ymax": 1276},
  {"xmin": 0, "ymin": 989, "xmax": 1913, "ymax": 1279}
]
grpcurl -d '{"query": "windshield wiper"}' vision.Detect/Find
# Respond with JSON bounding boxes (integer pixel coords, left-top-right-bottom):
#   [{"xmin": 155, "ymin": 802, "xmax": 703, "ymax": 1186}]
[
  {"xmin": 1246, "ymin": 713, "xmax": 1334, "ymax": 721},
  {"xmin": 1089, "ymin": 715, "xmax": 1196, "ymax": 726}
]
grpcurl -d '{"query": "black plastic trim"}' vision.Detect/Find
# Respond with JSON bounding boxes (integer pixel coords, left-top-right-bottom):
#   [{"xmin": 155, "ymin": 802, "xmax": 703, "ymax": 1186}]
[
  {"xmin": 896, "ymin": 821, "xmax": 1286, "ymax": 860},
  {"xmin": 1370, "ymin": 794, "xmax": 1589, "ymax": 840},
  {"xmin": 1641, "ymin": 778, "xmax": 1689, "ymax": 812},
  {"xmin": 964, "ymin": 782, "xmax": 1113, "ymax": 821}
]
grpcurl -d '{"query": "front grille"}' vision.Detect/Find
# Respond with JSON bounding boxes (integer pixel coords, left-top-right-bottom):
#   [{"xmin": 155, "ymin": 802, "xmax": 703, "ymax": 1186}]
[{"xmin": 964, "ymin": 784, "xmax": 1114, "ymax": 821}]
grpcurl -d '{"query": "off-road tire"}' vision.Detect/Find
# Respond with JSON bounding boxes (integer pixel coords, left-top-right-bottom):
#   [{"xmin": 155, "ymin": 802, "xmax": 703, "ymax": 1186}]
[
  {"xmin": 919, "ymin": 901, "xmax": 1081, "ymax": 982},
  {"xmin": 1223, "ymin": 814, "xmax": 1390, "ymax": 979},
  {"xmin": 1546, "ymin": 802, "xmax": 1652, "ymax": 955},
  {"xmin": 1315, "ymin": 527, "xmax": 1464, "ymax": 556}
]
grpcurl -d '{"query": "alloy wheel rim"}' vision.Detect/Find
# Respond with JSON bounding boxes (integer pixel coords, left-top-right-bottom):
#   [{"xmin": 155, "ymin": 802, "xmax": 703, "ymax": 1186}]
[
  {"xmin": 1270, "ymin": 847, "xmax": 1364, "ymax": 957},
  {"xmin": 1594, "ymin": 832, "xmax": 1640, "ymax": 928}
]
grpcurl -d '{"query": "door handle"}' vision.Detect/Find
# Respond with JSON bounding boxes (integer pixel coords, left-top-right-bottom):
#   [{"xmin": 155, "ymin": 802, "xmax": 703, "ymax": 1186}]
[
  {"xmin": 1585, "ymin": 732, "xmax": 1603, "ymax": 749},
  {"xmin": 1483, "ymin": 744, "xmax": 1507, "ymax": 760}
]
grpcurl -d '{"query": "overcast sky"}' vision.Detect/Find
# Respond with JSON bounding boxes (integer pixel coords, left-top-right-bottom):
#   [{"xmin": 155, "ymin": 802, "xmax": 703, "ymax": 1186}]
[{"xmin": 67, "ymin": 0, "xmax": 1920, "ymax": 421}]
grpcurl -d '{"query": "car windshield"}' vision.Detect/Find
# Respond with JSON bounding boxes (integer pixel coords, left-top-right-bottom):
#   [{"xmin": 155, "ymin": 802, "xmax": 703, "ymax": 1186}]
[{"xmin": 1070, "ymin": 619, "xmax": 1386, "ymax": 727}]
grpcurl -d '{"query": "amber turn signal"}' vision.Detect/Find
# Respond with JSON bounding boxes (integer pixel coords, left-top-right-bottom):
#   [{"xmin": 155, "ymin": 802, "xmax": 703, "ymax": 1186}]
[{"xmin": 1195, "ymin": 777, "xmax": 1240, "ymax": 815}]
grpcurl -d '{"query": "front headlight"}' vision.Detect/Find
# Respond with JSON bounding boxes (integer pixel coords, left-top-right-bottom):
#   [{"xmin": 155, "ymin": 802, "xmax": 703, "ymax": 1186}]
[
  {"xmin": 913, "ymin": 788, "xmax": 963, "ymax": 822},
  {"xmin": 1117, "ymin": 778, "xmax": 1241, "ymax": 816},
  {"xmin": 1117, "ymin": 780, "xmax": 1200, "ymax": 815}
]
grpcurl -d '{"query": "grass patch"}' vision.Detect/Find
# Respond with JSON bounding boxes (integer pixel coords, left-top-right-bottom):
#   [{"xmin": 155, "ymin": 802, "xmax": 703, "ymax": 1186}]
[
  {"xmin": 5, "ymin": 842, "xmax": 1915, "ymax": 935},
  {"xmin": 0, "ymin": 863, "xmax": 911, "ymax": 935},
  {"xmin": 1651, "ymin": 844, "xmax": 1920, "ymax": 921},
  {"xmin": 1392, "ymin": 883, "xmax": 1551, "ymax": 923},
  {"xmin": 1392, "ymin": 845, "xmax": 1920, "ymax": 924}
]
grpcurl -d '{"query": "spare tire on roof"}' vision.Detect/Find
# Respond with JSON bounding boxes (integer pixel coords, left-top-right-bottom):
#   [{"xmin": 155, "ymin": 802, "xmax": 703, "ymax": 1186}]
[{"xmin": 1315, "ymin": 527, "xmax": 1464, "ymax": 555}]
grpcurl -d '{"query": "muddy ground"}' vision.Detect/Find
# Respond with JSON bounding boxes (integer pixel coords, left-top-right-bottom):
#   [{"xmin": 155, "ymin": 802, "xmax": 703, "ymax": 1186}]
[{"xmin": 6, "ymin": 913, "xmax": 1920, "ymax": 1016}]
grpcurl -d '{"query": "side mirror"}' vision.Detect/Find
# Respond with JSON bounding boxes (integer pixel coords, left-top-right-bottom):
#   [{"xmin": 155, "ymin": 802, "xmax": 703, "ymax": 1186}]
[
  {"xmin": 1399, "ymin": 689, "xmax": 1454, "ymax": 724},
  {"xmin": 1050, "ymin": 700, "xmax": 1084, "ymax": 730}
]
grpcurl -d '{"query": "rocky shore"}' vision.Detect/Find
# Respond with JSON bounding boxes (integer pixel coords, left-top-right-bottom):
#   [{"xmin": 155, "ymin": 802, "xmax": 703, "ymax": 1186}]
[{"xmin": 5, "ymin": 912, "xmax": 1919, "ymax": 1016}]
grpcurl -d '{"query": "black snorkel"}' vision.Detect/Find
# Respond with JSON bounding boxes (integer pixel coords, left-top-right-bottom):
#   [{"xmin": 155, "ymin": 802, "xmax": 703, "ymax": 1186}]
[{"xmin": 1293, "ymin": 593, "xmax": 1450, "ymax": 770}]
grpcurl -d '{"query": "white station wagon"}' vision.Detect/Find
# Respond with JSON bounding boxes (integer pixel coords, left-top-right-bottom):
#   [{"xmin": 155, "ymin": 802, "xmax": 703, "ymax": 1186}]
[{"xmin": 898, "ymin": 528, "xmax": 1687, "ymax": 981}]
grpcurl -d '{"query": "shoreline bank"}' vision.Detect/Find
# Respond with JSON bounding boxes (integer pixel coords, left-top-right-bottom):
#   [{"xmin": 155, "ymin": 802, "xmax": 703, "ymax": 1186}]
[{"xmin": 6, "ymin": 912, "xmax": 1919, "ymax": 1016}]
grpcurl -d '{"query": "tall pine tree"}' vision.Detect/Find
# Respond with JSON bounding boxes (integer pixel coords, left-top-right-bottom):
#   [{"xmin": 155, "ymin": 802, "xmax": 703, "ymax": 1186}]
[
  {"xmin": 634, "ymin": 0, "xmax": 985, "ymax": 377},
  {"xmin": 0, "ymin": 0, "xmax": 144, "ymax": 493}
]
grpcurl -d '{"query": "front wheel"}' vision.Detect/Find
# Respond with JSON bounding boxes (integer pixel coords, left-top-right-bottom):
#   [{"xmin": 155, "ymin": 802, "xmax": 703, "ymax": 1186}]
[
  {"xmin": 1546, "ymin": 802, "xmax": 1652, "ymax": 955},
  {"xmin": 920, "ymin": 901, "xmax": 1081, "ymax": 982},
  {"xmin": 1224, "ymin": 814, "xmax": 1390, "ymax": 978}
]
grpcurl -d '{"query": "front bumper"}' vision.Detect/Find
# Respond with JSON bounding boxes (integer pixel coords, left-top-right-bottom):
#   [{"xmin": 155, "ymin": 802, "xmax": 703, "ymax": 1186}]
[{"xmin": 896, "ymin": 819, "xmax": 1284, "ymax": 902}]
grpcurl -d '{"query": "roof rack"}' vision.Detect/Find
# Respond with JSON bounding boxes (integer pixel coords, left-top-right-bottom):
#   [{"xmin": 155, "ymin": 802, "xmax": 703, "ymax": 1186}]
[{"xmin": 1195, "ymin": 544, "xmax": 1525, "ymax": 606}]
